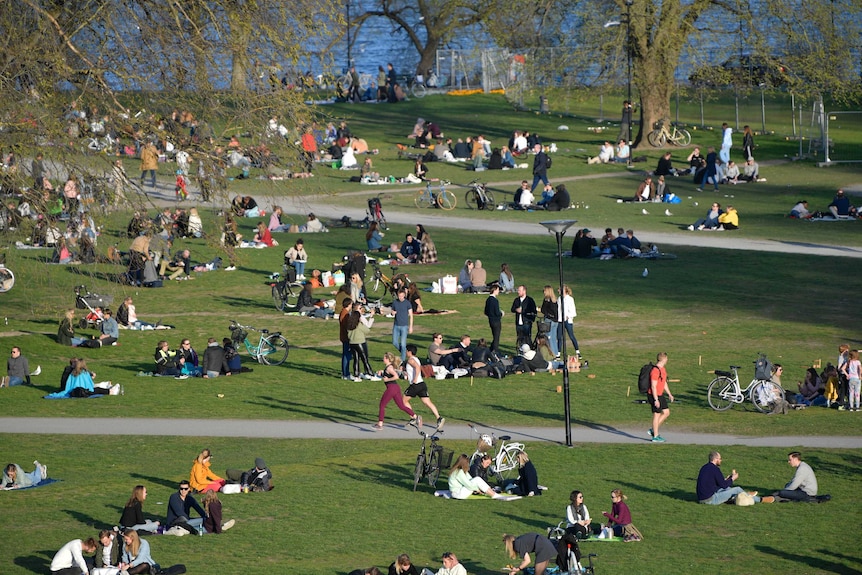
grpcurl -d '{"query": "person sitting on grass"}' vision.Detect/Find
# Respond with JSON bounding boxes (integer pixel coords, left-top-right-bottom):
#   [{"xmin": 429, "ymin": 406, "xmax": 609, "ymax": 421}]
[
  {"xmin": 827, "ymin": 189, "xmax": 856, "ymax": 219},
  {"xmin": 790, "ymin": 200, "xmax": 812, "ymax": 219},
  {"xmin": 717, "ymin": 205, "xmax": 739, "ymax": 230},
  {"xmin": 448, "ymin": 454, "xmax": 500, "ymax": 499},
  {"xmin": 688, "ymin": 203, "xmax": 723, "ymax": 231},
  {"xmin": 165, "ymin": 480, "xmax": 206, "ymax": 535},
  {"xmin": 202, "ymin": 490, "xmax": 236, "ymax": 533},
  {"xmin": 587, "ymin": 141, "xmax": 615, "ymax": 164},
  {"xmin": 119, "ymin": 485, "xmax": 161, "ymax": 533},
  {"xmin": 388, "ymin": 553, "xmax": 420, "ymax": 575},
  {"xmin": 190, "ymin": 448, "xmax": 226, "ymax": 493},
  {"xmin": 46, "ymin": 358, "xmax": 106, "ymax": 398},
  {"xmin": 154, "ymin": 340, "xmax": 182, "ymax": 376},
  {"xmin": 119, "ymin": 529, "xmax": 156, "ymax": 575},
  {"xmin": 739, "ymin": 157, "xmax": 762, "ymax": 182},
  {"xmin": 49, "ymin": 537, "xmax": 97, "ymax": 575},
  {"xmin": 511, "ymin": 450, "xmax": 541, "ymax": 496},
  {"xmin": 696, "ymin": 451, "xmax": 773, "ymax": 505}
]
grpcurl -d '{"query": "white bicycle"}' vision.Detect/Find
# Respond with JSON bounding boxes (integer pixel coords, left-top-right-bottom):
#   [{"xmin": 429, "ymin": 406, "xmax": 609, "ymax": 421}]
[
  {"xmin": 468, "ymin": 424, "xmax": 524, "ymax": 483},
  {"xmin": 0, "ymin": 266, "xmax": 14, "ymax": 292}
]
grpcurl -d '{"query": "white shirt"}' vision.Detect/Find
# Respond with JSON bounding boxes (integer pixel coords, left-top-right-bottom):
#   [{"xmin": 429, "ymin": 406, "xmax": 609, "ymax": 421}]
[
  {"xmin": 616, "ymin": 143, "xmax": 630, "ymax": 159},
  {"xmin": 175, "ymin": 150, "xmax": 190, "ymax": 172},
  {"xmin": 722, "ymin": 127, "xmax": 733, "ymax": 148},
  {"xmin": 566, "ymin": 503, "xmax": 591, "ymax": 527},
  {"xmin": 513, "ymin": 135, "xmax": 528, "ymax": 152},
  {"xmin": 50, "ymin": 539, "xmax": 88, "ymax": 574},
  {"xmin": 519, "ymin": 190, "xmax": 535, "ymax": 207},
  {"xmin": 561, "ymin": 294, "xmax": 576, "ymax": 323},
  {"xmin": 598, "ymin": 144, "xmax": 614, "ymax": 162}
]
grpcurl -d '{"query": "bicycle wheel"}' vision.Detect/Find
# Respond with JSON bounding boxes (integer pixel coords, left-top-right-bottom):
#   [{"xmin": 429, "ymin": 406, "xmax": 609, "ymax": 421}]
[
  {"xmin": 413, "ymin": 454, "xmax": 426, "ymax": 491},
  {"xmin": 484, "ymin": 190, "xmax": 495, "ymax": 208},
  {"xmin": 411, "ymin": 83, "xmax": 426, "ymax": 98},
  {"xmin": 272, "ymin": 285, "xmax": 286, "ymax": 312},
  {"xmin": 464, "ymin": 190, "xmax": 478, "ymax": 210},
  {"xmin": 495, "ymin": 445, "xmax": 522, "ymax": 481},
  {"xmin": 707, "ymin": 376, "xmax": 736, "ymax": 411},
  {"xmin": 427, "ymin": 447, "xmax": 442, "ymax": 487},
  {"xmin": 367, "ymin": 274, "xmax": 386, "ymax": 297},
  {"xmin": 671, "ymin": 129, "xmax": 692, "ymax": 146},
  {"xmin": 414, "ymin": 190, "xmax": 431, "ymax": 208},
  {"xmin": 260, "ymin": 334, "xmax": 289, "ymax": 366},
  {"xmin": 437, "ymin": 190, "xmax": 456, "ymax": 210},
  {"xmin": 750, "ymin": 380, "xmax": 785, "ymax": 413},
  {"xmin": 647, "ymin": 129, "xmax": 665, "ymax": 148},
  {"xmin": 284, "ymin": 287, "xmax": 300, "ymax": 309}
]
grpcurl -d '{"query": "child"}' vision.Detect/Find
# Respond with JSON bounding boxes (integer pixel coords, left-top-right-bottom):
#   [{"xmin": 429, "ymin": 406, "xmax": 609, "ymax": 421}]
[
  {"xmin": 373, "ymin": 352, "xmax": 417, "ymax": 430},
  {"xmin": 175, "ymin": 171, "xmax": 188, "ymax": 201},
  {"xmin": 841, "ymin": 350, "xmax": 861, "ymax": 412}
]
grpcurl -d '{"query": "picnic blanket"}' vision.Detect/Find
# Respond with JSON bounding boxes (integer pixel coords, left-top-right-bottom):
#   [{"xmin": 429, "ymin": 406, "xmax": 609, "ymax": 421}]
[
  {"xmin": 434, "ymin": 490, "xmax": 521, "ymax": 501},
  {"xmin": 2, "ymin": 478, "xmax": 60, "ymax": 491}
]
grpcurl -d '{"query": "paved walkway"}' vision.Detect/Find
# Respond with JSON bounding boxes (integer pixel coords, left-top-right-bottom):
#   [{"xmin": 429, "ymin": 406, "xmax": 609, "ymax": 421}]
[{"xmin": 2, "ymin": 417, "xmax": 860, "ymax": 447}]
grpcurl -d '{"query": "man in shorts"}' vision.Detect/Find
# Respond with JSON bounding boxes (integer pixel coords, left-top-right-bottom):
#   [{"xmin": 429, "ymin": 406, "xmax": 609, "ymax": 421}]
[
  {"xmin": 648, "ymin": 352, "xmax": 674, "ymax": 443},
  {"xmin": 403, "ymin": 344, "xmax": 444, "ymax": 430}
]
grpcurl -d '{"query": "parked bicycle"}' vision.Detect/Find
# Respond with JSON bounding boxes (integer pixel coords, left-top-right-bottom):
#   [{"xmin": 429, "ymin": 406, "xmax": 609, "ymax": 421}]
[
  {"xmin": 464, "ymin": 179, "xmax": 495, "ymax": 210},
  {"xmin": 706, "ymin": 354, "xmax": 785, "ymax": 412},
  {"xmin": 270, "ymin": 273, "xmax": 302, "ymax": 312},
  {"xmin": 647, "ymin": 120, "xmax": 692, "ymax": 147},
  {"xmin": 468, "ymin": 424, "xmax": 525, "ymax": 483},
  {"xmin": 0, "ymin": 266, "xmax": 15, "ymax": 292},
  {"xmin": 229, "ymin": 321, "xmax": 289, "ymax": 366},
  {"xmin": 366, "ymin": 260, "xmax": 410, "ymax": 299},
  {"xmin": 413, "ymin": 428, "xmax": 452, "ymax": 491},
  {"xmin": 415, "ymin": 180, "xmax": 456, "ymax": 210}
]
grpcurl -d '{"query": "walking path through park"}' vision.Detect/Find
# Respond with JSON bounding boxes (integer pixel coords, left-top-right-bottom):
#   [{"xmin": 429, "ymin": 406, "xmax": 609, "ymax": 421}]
[
  {"xmin": 1, "ymin": 417, "xmax": 860, "ymax": 447},
  {"xmin": 134, "ymin": 166, "xmax": 862, "ymax": 259}
]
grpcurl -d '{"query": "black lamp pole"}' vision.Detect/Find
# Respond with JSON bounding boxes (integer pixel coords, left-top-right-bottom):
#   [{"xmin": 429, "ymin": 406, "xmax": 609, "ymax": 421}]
[{"xmin": 540, "ymin": 220, "xmax": 577, "ymax": 447}]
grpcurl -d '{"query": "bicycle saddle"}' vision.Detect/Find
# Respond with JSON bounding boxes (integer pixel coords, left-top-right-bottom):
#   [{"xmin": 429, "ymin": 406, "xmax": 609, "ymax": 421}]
[
  {"xmin": 499, "ymin": 435, "xmax": 511, "ymax": 441},
  {"xmin": 730, "ymin": 365, "xmax": 742, "ymax": 370},
  {"xmin": 260, "ymin": 329, "xmax": 269, "ymax": 334}
]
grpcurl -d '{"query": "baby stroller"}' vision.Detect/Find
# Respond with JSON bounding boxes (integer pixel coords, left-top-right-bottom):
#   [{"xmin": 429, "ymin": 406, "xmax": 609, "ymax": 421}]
[
  {"xmin": 365, "ymin": 195, "xmax": 387, "ymax": 230},
  {"xmin": 74, "ymin": 285, "xmax": 113, "ymax": 329}
]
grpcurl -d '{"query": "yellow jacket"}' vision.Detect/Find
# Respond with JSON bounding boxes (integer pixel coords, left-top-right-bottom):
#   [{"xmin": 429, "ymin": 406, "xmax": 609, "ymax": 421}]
[
  {"xmin": 190, "ymin": 460, "xmax": 222, "ymax": 492},
  {"xmin": 719, "ymin": 208, "xmax": 738, "ymax": 227}
]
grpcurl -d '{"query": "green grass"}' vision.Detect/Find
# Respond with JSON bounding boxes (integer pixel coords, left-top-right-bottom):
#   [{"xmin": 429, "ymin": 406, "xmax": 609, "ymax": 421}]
[
  {"xmin": 2, "ymin": 94, "xmax": 861, "ymax": 575},
  {"xmin": 1, "ymin": 435, "xmax": 859, "ymax": 575}
]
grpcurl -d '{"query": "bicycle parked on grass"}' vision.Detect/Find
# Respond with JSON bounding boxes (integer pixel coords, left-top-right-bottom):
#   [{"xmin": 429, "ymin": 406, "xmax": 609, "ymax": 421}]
[
  {"xmin": 647, "ymin": 120, "xmax": 692, "ymax": 147},
  {"xmin": 413, "ymin": 427, "xmax": 453, "ymax": 491},
  {"xmin": 706, "ymin": 354, "xmax": 785, "ymax": 412},
  {"xmin": 366, "ymin": 260, "xmax": 411, "ymax": 299},
  {"xmin": 0, "ymin": 266, "xmax": 15, "ymax": 292},
  {"xmin": 270, "ymin": 274, "xmax": 303, "ymax": 312},
  {"xmin": 464, "ymin": 179, "xmax": 495, "ymax": 210},
  {"xmin": 468, "ymin": 424, "xmax": 525, "ymax": 483},
  {"xmin": 229, "ymin": 321, "xmax": 289, "ymax": 366},
  {"xmin": 415, "ymin": 180, "xmax": 456, "ymax": 210}
]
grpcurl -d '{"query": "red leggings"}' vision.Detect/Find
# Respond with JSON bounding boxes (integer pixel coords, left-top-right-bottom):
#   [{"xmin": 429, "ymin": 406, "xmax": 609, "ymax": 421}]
[{"xmin": 379, "ymin": 383, "xmax": 414, "ymax": 421}]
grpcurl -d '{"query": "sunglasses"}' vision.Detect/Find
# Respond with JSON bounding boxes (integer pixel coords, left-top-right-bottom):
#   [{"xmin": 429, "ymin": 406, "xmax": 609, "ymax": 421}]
[{"xmin": 180, "ymin": 487, "xmax": 190, "ymax": 491}]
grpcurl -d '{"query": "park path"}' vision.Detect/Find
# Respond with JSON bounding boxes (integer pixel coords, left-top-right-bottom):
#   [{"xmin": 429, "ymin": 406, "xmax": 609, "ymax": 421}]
[{"xmin": 0, "ymin": 417, "xmax": 859, "ymax": 447}]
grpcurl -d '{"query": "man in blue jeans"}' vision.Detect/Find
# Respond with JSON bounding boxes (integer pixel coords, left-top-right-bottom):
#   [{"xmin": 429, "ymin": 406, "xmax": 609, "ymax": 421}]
[
  {"xmin": 391, "ymin": 289, "xmax": 413, "ymax": 361},
  {"xmin": 696, "ymin": 451, "xmax": 774, "ymax": 504},
  {"xmin": 530, "ymin": 143, "xmax": 549, "ymax": 192},
  {"xmin": 4, "ymin": 346, "xmax": 31, "ymax": 387}
]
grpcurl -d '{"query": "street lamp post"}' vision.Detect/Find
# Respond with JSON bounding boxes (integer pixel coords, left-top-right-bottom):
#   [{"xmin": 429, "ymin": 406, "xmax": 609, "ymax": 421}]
[{"xmin": 540, "ymin": 219, "xmax": 577, "ymax": 447}]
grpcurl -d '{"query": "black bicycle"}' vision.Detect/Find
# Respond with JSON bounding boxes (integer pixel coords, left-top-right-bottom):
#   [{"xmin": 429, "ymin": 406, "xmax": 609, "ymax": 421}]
[
  {"xmin": 412, "ymin": 428, "xmax": 452, "ymax": 491},
  {"xmin": 271, "ymin": 274, "xmax": 302, "ymax": 312}
]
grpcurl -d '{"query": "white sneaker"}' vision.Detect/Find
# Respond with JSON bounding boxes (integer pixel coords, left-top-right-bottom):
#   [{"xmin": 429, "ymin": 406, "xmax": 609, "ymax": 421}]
[
  {"xmin": 222, "ymin": 519, "xmax": 235, "ymax": 531},
  {"xmin": 31, "ymin": 365, "xmax": 41, "ymax": 376},
  {"xmin": 367, "ymin": 375, "xmax": 382, "ymax": 381},
  {"xmin": 224, "ymin": 266, "xmax": 237, "ymax": 271},
  {"xmin": 687, "ymin": 225, "xmax": 694, "ymax": 231}
]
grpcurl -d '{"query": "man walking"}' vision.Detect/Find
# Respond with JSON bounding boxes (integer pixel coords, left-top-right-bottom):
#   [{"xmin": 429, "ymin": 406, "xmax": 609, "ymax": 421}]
[
  {"xmin": 530, "ymin": 143, "xmax": 549, "ymax": 192},
  {"xmin": 484, "ymin": 284, "xmax": 503, "ymax": 354},
  {"xmin": 776, "ymin": 452, "xmax": 818, "ymax": 501},
  {"xmin": 511, "ymin": 285, "xmax": 537, "ymax": 350},
  {"xmin": 391, "ymin": 289, "xmax": 413, "ymax": 361},
  {"xmin": 647, "ymin": 352, "xmax": 674, "ymax": 443}
]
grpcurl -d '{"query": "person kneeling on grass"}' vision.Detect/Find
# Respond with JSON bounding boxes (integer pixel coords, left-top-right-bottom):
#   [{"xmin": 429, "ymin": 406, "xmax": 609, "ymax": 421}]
[{"xmin": 448, "ymin": 454, "xmax": 500, "ymax": 499}]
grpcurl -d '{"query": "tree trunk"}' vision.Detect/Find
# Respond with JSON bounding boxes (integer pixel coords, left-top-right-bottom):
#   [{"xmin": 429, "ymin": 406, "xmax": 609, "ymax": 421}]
[{"xmin": 228, "ymin": 11, "xmax": 250, "ymax": 92}]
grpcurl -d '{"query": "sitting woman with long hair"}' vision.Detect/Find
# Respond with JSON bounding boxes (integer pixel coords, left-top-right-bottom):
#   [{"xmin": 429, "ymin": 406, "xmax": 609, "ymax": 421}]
[
  {"xmin": 119, "ymin": 485, "xmax": 160, "ymax": 533},
  {"xmin": 448, "ymin": 453, "xmax": 498, "ymax": 499},
  {"xmin": 119, "ymin": 529, "xmax": 156, "ymax": 575},
  {"xmin": 366, "ymin": 221, "xmax": 385, "ymax": 252},
  {"xmin": 190, "ymin": 448, "xmax": 226, "ymax": 493},
  {"xmin": 45, "ymin": 358, "xmax": 102, "ymax": 399},
  {"xmin": 202, "ymin": 490, "xmax": 235, "ymax": 534}
]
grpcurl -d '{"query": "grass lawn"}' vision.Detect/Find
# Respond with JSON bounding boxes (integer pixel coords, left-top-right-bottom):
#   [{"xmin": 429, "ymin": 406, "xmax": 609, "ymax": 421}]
[{"xmin": 1, "ymin": 94, "xmax": 861, "ymax": 575}]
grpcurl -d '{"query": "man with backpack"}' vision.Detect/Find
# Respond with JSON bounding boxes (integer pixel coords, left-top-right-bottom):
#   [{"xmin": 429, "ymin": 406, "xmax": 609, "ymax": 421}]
[{"xmin": 645, "ymin": 352, "xmax": 674, "ymax": 443}]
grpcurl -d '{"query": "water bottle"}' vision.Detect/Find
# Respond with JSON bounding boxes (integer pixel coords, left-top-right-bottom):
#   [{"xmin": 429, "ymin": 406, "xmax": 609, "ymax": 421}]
[
  {"xmin": 198, "ymin": 524, "xmax": 204, "ymax": 536},
  {"xmin": 642, "ymin": 268, "xmax": 649, "ymax": 278}
]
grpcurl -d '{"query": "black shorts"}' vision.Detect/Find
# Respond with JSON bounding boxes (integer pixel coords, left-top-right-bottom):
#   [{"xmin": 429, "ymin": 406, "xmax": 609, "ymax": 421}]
[
  {"xmin": 648, "ymin": 394, "xmax": 668, "ymax": 413},
  {"xmin": 405, "ymin": 381, "xmax": 429, "ymax": 398}
]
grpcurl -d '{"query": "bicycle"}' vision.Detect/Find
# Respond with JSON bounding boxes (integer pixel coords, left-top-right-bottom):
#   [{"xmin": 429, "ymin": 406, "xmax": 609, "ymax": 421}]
[
  {"xmin": 270, "ymin": 273, "xmax": 303, "ymax": 312},
  {"xmin": 413, "ymin": 427, "xmax": 452, "ymax": 491},
  {"xmin": 464, "ymin": 179, "xmax": 495, "ymax": 210},
  {"xmin": 0, "ymin": 266, "xmax": 15, "ymax": 292},
  {"xmin": 366, "ymin": 260, "xmax": 410, "ymax": 298},
  {"xmin": 468, "ymin": 424, "xmax": 525, "ymax": 483},
  {"xmin": 408, "ymin": 75, "xmax": 426, "ymax": 99},
  {"xmin": 339, "ymin": 71, "xmax": 373, "ymax": 93},
  {"xmin": 647, "ymin": 120, "xmax": 692, "ymax": 147},
  {"xmin": 414, "ymin": 180, "xmax": 456, "ymax": 210},
  {"xmin": 228, "ymin": 321, "xmax": 290, "ymax": 366},
  {"xmin": 706, "ymin": 355, "xmax": 785, "ymax": 412}
]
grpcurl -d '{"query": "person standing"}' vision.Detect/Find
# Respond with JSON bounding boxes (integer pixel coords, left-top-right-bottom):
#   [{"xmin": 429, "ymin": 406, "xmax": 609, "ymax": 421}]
[
  {"xmin": 777, "ymin": 452, "xmax": 818, "ymax": 501},
  {"xmin": 391, "ymin": 289, "xmax": 413, "ymax": 361},
  {"xmin": 618, "ymin": 100, "xmax": 633, "ymax": 144},
  {"xmin": 31, "ymin": 152, "xmax": 46, "ymax": 190},
  {"xmin": 502, "ymin": 533, "xmax": 558, "ymax": 575},
  {"xmin": 387, "ymin": 63, "xmax": 397, "ymax": 103},
  {"xmin": 741, "ymin": 125, "xmax": 754, "ymax": 161},
  {"xmin": 4, "ymin": 346, "xmax": 31, "ymax": 387},
  {"xmin": 647, "ymin": 352, "xmax": 674, "ymax": 443},
  {"xmin": 484, "ymin": 284, "xmax": 503, "ymax": 354},
  {"xmin": 339, "ymin": 298, "xmax": 354, "ymax": 381},
  {"xmin": 511, "ymin": 285, "xmax": 537, "ymax": 350},
  {"xmin": 560, "ymin": 285, "xmax": 581, "ymax": 358},
  {"xmin": 842, "ymin": 350, "xmax": 862, "ymax": 411},
  {"xmin": 530, "ymin": 143, "xmax": 550, "ymax": 192},
  {"xmin": 348, "ymin": 65, "xmax": 361, "ymax": 103},
  {"xmin": 697, "ymin": 147, "xmax": 719, "ymax": 192},
  {"xmin": 720, "ymin": 122, "xmax": 732, "ymax": 164},
  {"xmin": 139, "ymin": 141, "xmax": 159, "ymax": 188}
]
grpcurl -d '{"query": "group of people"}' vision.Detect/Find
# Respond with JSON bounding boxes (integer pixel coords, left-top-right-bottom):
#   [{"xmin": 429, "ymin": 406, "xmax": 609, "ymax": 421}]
[
  {"xmin": 571, "ymin": 227, "xmax": 644, "ymax": 259},
  {"xmin": 152, "ymin": 337, "xmax": 240, "ymax": 378},
  {"xmin": 789, "ymin": 189, "xmax": 859, "ymax": 220},
  {"xmin": 687, "ymin": 202, "xmax": 740, "ymax": 231},
  {"xmin": 696, "ymin": 450, "xmax": 820, "ymax": 505},
  {"xmin": 512, "ymin": 182, "xmax": 571, "ymax": 211},
  {"xmin": 792, "ymin": 344, "xmax": 862, "ymax": 411}
]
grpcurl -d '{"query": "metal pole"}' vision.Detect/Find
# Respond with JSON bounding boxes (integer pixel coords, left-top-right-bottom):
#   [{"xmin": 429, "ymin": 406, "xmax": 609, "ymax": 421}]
[
  {"xmin": 625, "ymin": 0, "xmax": 632, "ymax": 147},
  {"xmin": 556, "ymin": 231, "xmax": 572, "ymax": 447},
  {"xmin": 760, "ymin": 86, "xmax": 766, "ymax": 134},
  {"xmin": 346, "ymin": 1, "xmax": 351, "ymax": 70}
]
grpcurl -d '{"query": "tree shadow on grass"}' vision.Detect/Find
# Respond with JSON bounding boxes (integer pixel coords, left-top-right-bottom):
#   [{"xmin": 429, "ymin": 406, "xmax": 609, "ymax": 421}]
[
  {"xmin": 60, "ymin": 508, "xmax": 108, "ymax": 529},
  {"xmin": 130, "ymin": 472, "xmax": 181, "ymax": 490},
  {"xmin": 251, "ymin": 396, "xmax": 367, "ymax": 421},
  {"xmin": 616, "ymin": 479, "xmax": 698, "ymax": 502},
  {"xmin": 336, "ymin": 461, "xmax": 416, "ymax": 492},
  {"xmin": 755, "ymin": 545, "xmax": 862, "ymax": 575},
  {"xmin": 217, "ymin": 295, "xmax": 274, "ymax": 311},
  {"xmin": 493, "ymin": 509, "xmax": 557, "ymax": 533},
  {"xmin": 15, "ymin": 552, "xmax": 51, "ymax": 574}
]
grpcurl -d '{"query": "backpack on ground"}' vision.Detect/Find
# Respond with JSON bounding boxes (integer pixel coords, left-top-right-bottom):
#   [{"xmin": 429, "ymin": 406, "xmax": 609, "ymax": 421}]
[{"xmin": 638, "ymin": 362, "xmax": 656, "ymax": 394}]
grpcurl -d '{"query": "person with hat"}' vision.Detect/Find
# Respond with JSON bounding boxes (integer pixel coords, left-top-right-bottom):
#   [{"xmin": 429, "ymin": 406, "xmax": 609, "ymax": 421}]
[
  {"xmin": 572, "ymin": 228, "xmax": 598, "ymax": 259},
  {"xmin": 226, "ymin": 457, "xmax": 273, "ymax": 492}
]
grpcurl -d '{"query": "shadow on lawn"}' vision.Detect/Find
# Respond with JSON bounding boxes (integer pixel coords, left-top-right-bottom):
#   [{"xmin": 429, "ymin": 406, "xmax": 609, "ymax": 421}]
[
  {"xmin": 616, "ymin": 478, "xmax": 698, "ymax": 502},
  {"xmin": 756, "ymin": 546, "xmax": 862, "ymax": 575},
  {"xmin": 60, "ymin": 507, "xmax": 106, "ymax": 529},
  {"xmin": 217, "ymin": 295, "xmax": 273, "ymax": 312},
  {"xmin": 131, "ymin": 472, "xmax": 182, "ymax": 490},
  {"xmin": 252, "ymin": 395, "xmax": 366, "ymax": 421},
  {"xmin": 14, "ymin": 552, "xmax": 51, "ymax": 574}
]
